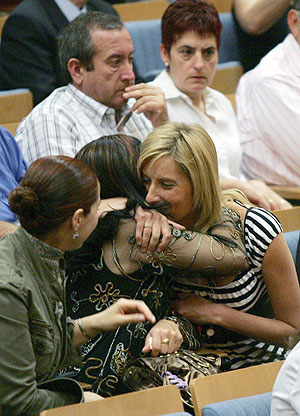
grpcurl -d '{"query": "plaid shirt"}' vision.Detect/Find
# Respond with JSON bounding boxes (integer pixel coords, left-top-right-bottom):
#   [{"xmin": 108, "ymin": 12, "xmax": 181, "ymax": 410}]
[{"xmin": 16, "ymin": 84, "xmax": 153, "ymax": 163}]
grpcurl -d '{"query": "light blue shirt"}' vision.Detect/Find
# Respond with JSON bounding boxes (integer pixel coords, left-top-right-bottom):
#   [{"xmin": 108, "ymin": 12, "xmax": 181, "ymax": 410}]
[
  {"xmin": 54, "ymin": 0, "xmax": 87, "ymax": 22},
  {"xmin": 0, "ymin": 126, "xmax": 28, "ymax": 222}
]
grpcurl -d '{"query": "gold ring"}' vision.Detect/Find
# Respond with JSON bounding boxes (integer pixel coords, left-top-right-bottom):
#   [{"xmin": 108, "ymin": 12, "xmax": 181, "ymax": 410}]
[
  {"xmin": 161, "ymin": 338, "xmax": 170, "ymax": 345},
  {"xmin": 144, "ymin": 224, "xmax": 152, "ymax": 229}
]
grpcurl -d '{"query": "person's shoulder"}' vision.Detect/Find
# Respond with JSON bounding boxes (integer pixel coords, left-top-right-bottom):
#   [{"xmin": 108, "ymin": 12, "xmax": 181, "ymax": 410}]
[
  {"xmin": 6, "ymin": 0, "xmax": 48, "ymax": 21},
  {"xmin": 0, "ymin": 126, "xmax": 24, "ymax": 159},
  {"xmin": 0, "ymin": 232, "xmax": 28, "ymax": 292},
  {"xmin": 0, "ymin": 125, "xmax": 14, "ymax": 142},
  {"xmin": 26, "ymin": 87, "xmax": 73, "ymax": 118},
  {"xmin": 245, "ymin": 206, "xmax": 282, "ymax": 234},
  {"xmin": 88, "ymin": 0, "xmax": 118, "ymax": 16}
]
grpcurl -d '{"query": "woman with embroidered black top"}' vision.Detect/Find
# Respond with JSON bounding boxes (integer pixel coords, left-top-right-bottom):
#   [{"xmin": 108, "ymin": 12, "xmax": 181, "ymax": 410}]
[
  {"xmin": 138, "ymin": 122, "xmax": 300, "ymax": 370},
  {"xmin": 0, "ymin": 155, "xmax": 156, "ymax": 416},
  {"xmin": 65, "ymin": 133, "xmax": 248, "ymax": 397}
]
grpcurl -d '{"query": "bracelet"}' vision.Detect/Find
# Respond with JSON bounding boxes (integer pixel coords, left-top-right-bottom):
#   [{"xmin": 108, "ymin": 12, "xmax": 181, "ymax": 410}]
[
  {"xmin": 77, "ymin": 317, "xmax": 93, "ymax": 340},
  {"xmin": 163, "ymin": 316, "xmax": 180, "ymax": 326}
]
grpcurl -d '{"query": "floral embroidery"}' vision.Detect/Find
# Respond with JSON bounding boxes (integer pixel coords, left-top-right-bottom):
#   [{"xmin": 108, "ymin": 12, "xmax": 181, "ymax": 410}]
[
  {"xmin": 145, "ymin": 246, "xmax": 177, "ymax": 268},
  {"xmin": 89, "ymin": 282, "xmax": 125, "ymax": 311}
]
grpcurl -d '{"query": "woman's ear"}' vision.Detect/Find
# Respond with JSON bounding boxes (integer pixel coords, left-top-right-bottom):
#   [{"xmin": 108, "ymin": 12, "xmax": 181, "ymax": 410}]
[
  {"xmin": 71, "ymin": 208, "xmax": 84, "ymax": 233},
  {"xmin": 160, "ymin": 44, "xmax": 170, "ymax": 67}
]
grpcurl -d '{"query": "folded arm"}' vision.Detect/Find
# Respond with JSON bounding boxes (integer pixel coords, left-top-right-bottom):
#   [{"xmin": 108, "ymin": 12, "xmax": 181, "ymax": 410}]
[{"xmin": 172, "ymin": 232, "xmax": 300, "ymax": 348}]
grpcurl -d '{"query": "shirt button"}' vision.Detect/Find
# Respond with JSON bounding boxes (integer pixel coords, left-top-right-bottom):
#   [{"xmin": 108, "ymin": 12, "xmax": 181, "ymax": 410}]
[{"xmin": 206, "ymin": 328, "xmax": 215, "ymax": 337}]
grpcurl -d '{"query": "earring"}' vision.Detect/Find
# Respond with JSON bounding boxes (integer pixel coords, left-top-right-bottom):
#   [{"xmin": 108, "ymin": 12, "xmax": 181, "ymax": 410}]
[
  {"xmin": 164, "ymin": 61, "xmax": 169, "ymax": 67},
  {"xmin": 72, "ymin": 231, "xmax": 79, "ymax": 239}
]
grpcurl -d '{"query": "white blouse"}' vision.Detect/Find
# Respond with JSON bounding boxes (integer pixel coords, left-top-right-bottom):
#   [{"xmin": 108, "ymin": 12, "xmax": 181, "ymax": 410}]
[
  {"xmin": 151, "ymin": 70, "xmax": 243, "ymax": 180},
  {"xmin": 271, "ymin": 340, "xmax": 300, "ymax": 416}
]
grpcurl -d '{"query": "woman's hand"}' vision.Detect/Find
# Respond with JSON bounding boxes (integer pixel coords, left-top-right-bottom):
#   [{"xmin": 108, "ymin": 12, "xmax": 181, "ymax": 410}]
[
  {"xmin": 94, "ymin": 298, "xmax": 156, "ymax": 331},
  {"xmin": 142, "ymin": 319, "xmax": 183, "ymax": 357},
  {"xmin": 172, "ymin": 294, "xmax": 218, "ymax": 325},
  {"xmin": 134, "ymin": 206, "xmax": 185, "ymax": 254},
  {"xmin": 74, "ymin": 299, "xmax": 156, "ymax": 348},
  {"xmin": 173, "ymin": 233, "xmax": 300, "ymax": 349}
]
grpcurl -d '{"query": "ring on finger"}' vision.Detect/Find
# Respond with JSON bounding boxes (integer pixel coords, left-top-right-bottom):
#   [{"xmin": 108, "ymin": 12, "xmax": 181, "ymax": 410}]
[
  {"xmin": 144, "ymin": 223, "xmax": 152, "ymax": 229},
  {"xmin": 268, "ymin": 198, "xmax": 274, "ymax": 203},
  {"xmin": 161, "ymin": 338, "xmax": 170, "ymax": 345}
]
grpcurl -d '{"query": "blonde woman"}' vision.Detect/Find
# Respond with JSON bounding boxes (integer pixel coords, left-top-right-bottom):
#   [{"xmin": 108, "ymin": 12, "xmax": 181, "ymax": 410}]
[{"xmin": 138, "ymin": 122, "xmax": 300, "ymax": 369}]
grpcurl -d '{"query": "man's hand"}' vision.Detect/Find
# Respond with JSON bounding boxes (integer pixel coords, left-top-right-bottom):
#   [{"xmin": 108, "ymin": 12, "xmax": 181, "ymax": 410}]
[
  {"xmin": 123, "ymin": 83, "xmax": 168, "ymax": 127},
  {"xmin": 241, "ymin": 180, "xmax": 292, "ymax": 210}
]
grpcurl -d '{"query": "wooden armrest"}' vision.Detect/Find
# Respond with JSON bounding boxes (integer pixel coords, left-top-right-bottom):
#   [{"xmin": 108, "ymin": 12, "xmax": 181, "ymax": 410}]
[
  {"xmin": 271, "ymin": 186, "xmax": 300, "ymax": 200},
  {"xmin": 272, "ymin": 206, "xmax": 300, "ymax": 232}
]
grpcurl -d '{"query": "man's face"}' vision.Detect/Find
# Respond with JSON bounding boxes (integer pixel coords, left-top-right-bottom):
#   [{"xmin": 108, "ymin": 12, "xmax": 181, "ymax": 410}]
[{"xmin": 80, "ymin": 28, "xmax": 135, "ymax": 109}]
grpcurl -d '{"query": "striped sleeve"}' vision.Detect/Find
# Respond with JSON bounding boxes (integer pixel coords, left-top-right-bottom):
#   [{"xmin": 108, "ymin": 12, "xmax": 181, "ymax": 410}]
[{"xmin": 244, "ymin": 207, "xmax": 283, "ymax": 267}]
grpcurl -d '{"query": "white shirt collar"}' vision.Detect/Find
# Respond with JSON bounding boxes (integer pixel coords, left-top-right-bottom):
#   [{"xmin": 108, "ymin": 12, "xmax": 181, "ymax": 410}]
[{"xmin": 54, "ymin": 0, "xmax": 88, "ymax": 22}]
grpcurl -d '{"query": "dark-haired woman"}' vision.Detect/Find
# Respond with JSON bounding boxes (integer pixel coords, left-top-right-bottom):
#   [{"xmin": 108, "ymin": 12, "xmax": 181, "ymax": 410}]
[
  {"xmin": 150, "ymin": 0, "xmax": 290, "ymax": 210},
  {"xmin": 65, "ymin": 134, "xmax": 249, "ymax": 397},
  {"xmin": 0, "ymin": 155, "xmax": 155, "ymax": 416}
]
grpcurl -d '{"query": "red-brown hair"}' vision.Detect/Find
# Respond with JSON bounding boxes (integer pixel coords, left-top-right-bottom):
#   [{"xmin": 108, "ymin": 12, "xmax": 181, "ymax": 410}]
[
  {"xmin": 9, "ymin": 156, "xmax": 99, "ymax": 237},
  {"xmin": 161, "ymin": 0, "xmax": 222, "ymax": 53}
]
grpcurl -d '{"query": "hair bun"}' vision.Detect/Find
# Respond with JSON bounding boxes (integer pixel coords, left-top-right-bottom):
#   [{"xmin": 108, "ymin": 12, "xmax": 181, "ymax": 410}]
[{"xmin": 9, "ymin": 185, "xmax": 41, "ymax": 218}]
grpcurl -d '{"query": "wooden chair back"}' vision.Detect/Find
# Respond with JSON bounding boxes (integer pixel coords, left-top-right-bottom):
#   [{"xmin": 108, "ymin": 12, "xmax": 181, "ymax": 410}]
[
  {"xmin": 271, "ymin": 186, "xmax": 300, "ymax": 203},
  {"xmin": 210, "ymin": 0, "xmax": 233, "ymax": 13},
  {"xmin": 39, "ymin": 385, "xmax": 184, "ymax": 416},
  {"xmin": 0, "ymin": 14, "xmax": 8, "ymax": 36},
  {"xmin": 211, "ymin": 64, "xmax": 243, "ymax": 95},
  {"xmin": 0, "ymin": 90, "xmax": 33, "ymax": 124},
  {"xmin": 114, "ymin": 0, "xmax": 169, "ymax": 22},
  {"xmin": 225, "ymin": 93, "xmax": 236, "ymax": 112},
  {"xmin": 272, "ymin": 206, "xmax": 300, "ymax": 233},
  {"xmin": 190, "ymin": 360, "xmax": 284, "ymax": 416},
  {"xmin": 2, "ymin": 122, "xmax": 20, "ymax": 136}
]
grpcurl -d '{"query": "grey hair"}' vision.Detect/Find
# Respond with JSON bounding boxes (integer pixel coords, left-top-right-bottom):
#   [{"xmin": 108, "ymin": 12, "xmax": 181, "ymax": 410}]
[{"xmin": 58, "ymin": 11, "xmax": 123, "ymax": 83}]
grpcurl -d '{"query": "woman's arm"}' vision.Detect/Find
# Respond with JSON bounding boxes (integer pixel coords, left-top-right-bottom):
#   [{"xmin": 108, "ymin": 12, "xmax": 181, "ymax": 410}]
[
  {"xmin": 219, "ymin": 178, "xmax": 291, "ymax": 210},
  {"xmin": 233, "ymin": 0, "xmax": 290, "ymax": 34},
  {"xmin": 0, "ymin": 287, "xmax": 81, "ymax": 416},
  {"xmin": 72, "ymin": 298, "xmax": 156, "ymax": 348},
  {"xmin": 172, "ymin": 232, "xmax": 300, "ymax": 348},
  {"xmin": 120, "ymin": 208, "xmax": 249, "ymax": 277}
]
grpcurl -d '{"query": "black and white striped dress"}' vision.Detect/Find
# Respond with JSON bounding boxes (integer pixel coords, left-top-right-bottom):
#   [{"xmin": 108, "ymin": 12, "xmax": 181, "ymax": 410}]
[{"xmin": 174, "ymin": 207, "xmax": 286, "ymax": 369}]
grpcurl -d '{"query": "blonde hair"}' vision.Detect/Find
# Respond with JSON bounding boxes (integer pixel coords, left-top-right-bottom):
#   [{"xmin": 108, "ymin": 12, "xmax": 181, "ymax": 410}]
[
  {"xmin": 221, "ymin": 189, "xmax": 251, "ymax": 206},
  {"xmin": 138, "ymin": 122, "xmax": 222, "ymax": 232}
]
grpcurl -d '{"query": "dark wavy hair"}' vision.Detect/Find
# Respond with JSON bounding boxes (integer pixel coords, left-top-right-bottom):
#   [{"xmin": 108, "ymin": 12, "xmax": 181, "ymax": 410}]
[
  {"xmin": 161, "ymin": 0, "xmax": 222, "ymax": 53},
  {"xmin": 75, "ymin": 135, "xmax": 146, "ymax": 205},
  {"xmin": 9, "ymin": 156, "xmax": 99, "ymax": 238},
  {"xmin": 66, "ymin": 135, "xmax": 148, "ymax": 269}
]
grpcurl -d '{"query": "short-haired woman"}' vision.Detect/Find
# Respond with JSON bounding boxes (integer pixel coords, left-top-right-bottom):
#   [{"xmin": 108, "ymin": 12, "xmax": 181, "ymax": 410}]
[{"xmin": 150, "ymin": 0, "xmax": 291, "ymax": 210}]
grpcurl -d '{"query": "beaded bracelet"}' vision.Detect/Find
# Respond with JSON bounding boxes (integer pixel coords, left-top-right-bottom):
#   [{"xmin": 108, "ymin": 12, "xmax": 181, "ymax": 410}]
[{"xmin": 77, "ymin": 317, "xmax": 93, "ymax": 340}]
